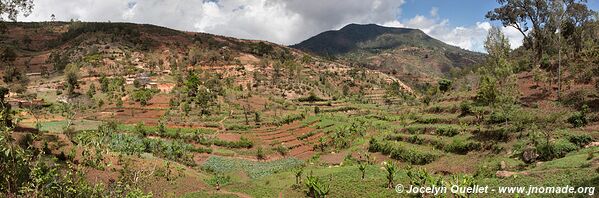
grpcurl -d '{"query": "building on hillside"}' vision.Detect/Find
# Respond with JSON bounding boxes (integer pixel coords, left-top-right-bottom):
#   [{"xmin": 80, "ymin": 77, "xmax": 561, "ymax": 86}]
[{"xmin": 145, "ymin": 82, "xmax": 158, "ymax": 89}]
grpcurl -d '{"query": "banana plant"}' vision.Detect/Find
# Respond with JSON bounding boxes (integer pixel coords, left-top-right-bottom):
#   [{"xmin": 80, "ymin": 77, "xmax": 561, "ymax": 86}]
[
  {"xmin": 305, "ymin": 171, "xmax": 331, "ymax": 198},
  {"xmin": 358, "ymin": 162, "xmax": 366, "ymax": 180},
  {"xmin": 384, "ymin": 160, "xmax": 397, "ymax": 189}
]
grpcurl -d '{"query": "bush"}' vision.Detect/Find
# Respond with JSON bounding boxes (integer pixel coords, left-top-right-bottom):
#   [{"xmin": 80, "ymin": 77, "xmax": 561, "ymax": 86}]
[
  {"xmin": 568, "ymin": 134, "xmax": 593, "ymax": 147},
  {"xmin": 438, "ymin": 79, "xmax": 452, "ymax": 92},
  {"xmin": 368, "ymin": 138, "xmax": 439, "ymax": 165},
  {"xmin": 444, "ymin": 139, "xmax": 481, "ymax": 154},
  {"xmin": 405, "ymin": 126, "xmax": 426, "ymax": 134},
  {"xmin": 436, "ymin": 126, "xmax": 459, "ymax": 137},
  {"xmin": 272, "ymin": 145, "xmax": 289, "ymax": 156},
  {"xmin": 275, "ymin": 114, "xmax": 305, "ymax": 126},
  {"xmin": 297, "ymin": 93, "xmax": 327, "ymax": 102},
  {"xmin": 458, "ymin": 102, "xmax": 473, "ymax": 117},
  {"xmin": 567, "ymin": 105, "xmax": 589, "ymax": 128},
  {"xmin": 536, "ymin": 139, "xmax": 578, "ymax": 161},
  {"xmin": 406, "ymin": 135, "xmax": 424, "ymax": 145},
  {"xmin": 488, "ymin": 111, "xmax": 510, "ymax": 124},
  {"xmin": 226, "ymin": 124, "xmax": 252, "ymax": 131}
]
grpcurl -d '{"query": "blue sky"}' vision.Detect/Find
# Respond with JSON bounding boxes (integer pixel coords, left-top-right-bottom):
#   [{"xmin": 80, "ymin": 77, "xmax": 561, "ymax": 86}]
[
  {"xmin": 401, "ymin": 0, "xmax": 599, "ymax": 27},
  {"xmin": 19, "ymin": 0, "xmax": 599, "ymax": 52},
  {"xmin": 402, "ymin": 0, "xmax": 501, "ymax": 27}
]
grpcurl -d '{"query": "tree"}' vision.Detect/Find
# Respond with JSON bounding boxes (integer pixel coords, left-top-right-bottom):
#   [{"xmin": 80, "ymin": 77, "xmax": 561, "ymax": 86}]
[
  {"xmin": 50, "ymin": 14, "xmax": 56, "ymax": 21},
  {"xmin": 195, "ymin": 86, "xmax": 217, "ymax": 115},
  {"xmin": 64, "ymin": 63, "xmax": 79, "ymax": 96},
  {"xmin": 254, "ymin": 112, "xmax": 261, "ymax": 125},
  {"xmin": 486, "ymin": 0, "xmax": 550, "ymax": 62},
  {"xmin": 0, "ymin": 0, "xmax": 34, "ymax": 22},
  {"xmin": 487, "ymin": 0, "xmax": 595, "ymax": 62},
  {"xmin": 131, "ymin": 88, "xmax": 156, "ymax": 106},
  {"xmin": 99, "ymin": 75, "xmax": 109, "ymax": 92},
  {"xmin": 477, "ymin": 27, "xmax": 518, "ymax": 105},
  {"xmin": 1, "ymin": 47, "xmax": 16, "ymax": 63}
]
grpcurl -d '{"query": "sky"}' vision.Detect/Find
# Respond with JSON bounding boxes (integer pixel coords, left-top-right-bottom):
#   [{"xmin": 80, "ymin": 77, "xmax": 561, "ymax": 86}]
[{"xmin": 16, "ymin": 0, "xmax": 599, "ymax": 52}]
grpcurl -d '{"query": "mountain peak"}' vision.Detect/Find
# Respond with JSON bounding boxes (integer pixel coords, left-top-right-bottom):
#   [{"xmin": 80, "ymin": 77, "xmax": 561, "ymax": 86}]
[
  {"xmin": 291, "ymin": 23, "xmax": 433, "ymax": 55},
  {"xmin": 291, "ymin": 23, "xmax": 484, "ymax": 84}
]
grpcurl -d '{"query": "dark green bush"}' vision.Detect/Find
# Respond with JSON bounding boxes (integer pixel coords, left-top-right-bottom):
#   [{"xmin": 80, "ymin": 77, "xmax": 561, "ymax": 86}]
[
  {"xmin": 368, "ymin": 138, "xmax": 439, "ymax": 165},
  {"xmin": 443, "ymin": 139, "xmax": 481, "ymax": 154},
  {"xmin": 536, "ymin": 139, "xmax": 578, "ymax": 161},
  {"xmin": 438, "ymin": 79, "xmax": 452, "ymax": 92},
  {"xmin": 567, "ymin": 105, "xmax": 589, "ymax": 127},
  {"xmin": 407, "ymin": 135, "xmax": 424, "ymax": 145},
  {"xmin": 568, "ymin": 134, "xmax": 593, "ymax": 147},
  {"xmin": 460, "ymin": 101, "xmax": 473, "ymax": 116},
  {"xmin": 436, "ymin": 126, "xmax": 459, "ymax": 137}
]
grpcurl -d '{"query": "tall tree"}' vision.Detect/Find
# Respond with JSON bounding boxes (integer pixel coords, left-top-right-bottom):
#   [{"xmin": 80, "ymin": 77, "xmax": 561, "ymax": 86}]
[
  {"xmin": 0, "ymin": 0, "xmax": 33, "ymax": 22},
  {"xmin": 487, "ymin": 0, "xmax": 595, "ymax": 62},
  {"xmin": 64, "ymin": 63, "xmax": 79, "ymax": 96}
]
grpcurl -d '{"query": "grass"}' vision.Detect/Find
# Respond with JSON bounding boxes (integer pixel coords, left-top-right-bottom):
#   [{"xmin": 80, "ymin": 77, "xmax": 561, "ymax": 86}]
[
  {"xmin": 36, "ymin": 120, "xmax": 103, "ymax": 132},
  {"xmin": 201, "ymin": 156, "xmax": 304, "ymax": 179},
  {"xmin": 226, "ymin": 165, "xmax": 402, "ymax": 198},
  {"xmin": 532, "ymin": 147, "xmax": 598, "ymax": 170}
]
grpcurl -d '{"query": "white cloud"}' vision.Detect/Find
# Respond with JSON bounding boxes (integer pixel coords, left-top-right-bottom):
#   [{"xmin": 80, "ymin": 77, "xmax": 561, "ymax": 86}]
[
  {"xmin": 19, "ymin": 0, "xmax": 405, "ymax": 45},
  {"xmin": 382, "ymin": 8, "xmax": 523, "ymax": 52},
  {"xmin": 18, "ymin": 1, "xmax": 523, "ymax": 52}
]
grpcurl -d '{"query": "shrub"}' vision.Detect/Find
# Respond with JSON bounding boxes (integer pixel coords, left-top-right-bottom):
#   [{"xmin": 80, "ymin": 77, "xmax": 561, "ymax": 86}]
[
  {"xmin": 444, "ymin": 139, "xmax": 481, "ymax": 154},
  {"xmin": 536, "ymin": 139, "xmax": 578, "ymax": 161},
  {"xmin": 568, "ymin": 134, "xmax": 593, "ymax": 147},
  {"xmin": 275, "ymin": 114, "xmax": 305, "ymax": 126},
  {"xmin": 297, "ymin": 93, "xmax": 327, "ymax": 102},
  {"xmin": 405, "ymin": 126, "xmax": 425, "ymax": 134},
  {"xmin": 369, "ymin": 139, "xmax": 439, "ymax": 165},
  {"xmin": 436, "ymin": 126, "xmax": 459, "ymax": 137},
  {"xmin": 272, "ymin": 145, "xmax": 289, "ymax": 156},
  {"xmin": 460, "ymin": 101, "xmax": 474, "ymax": 116},
  {"xmin": 567, "ymin": 105, "xmax": 589, "ymax": 128},
  {"xmin": 407, "ymin": 135, "xmax": 424, "ymax": 145},
  {"xmin": 256, "ymin": 147, "xmax": 266, "ymax": 160},
  {"xmin": 488, "ymin": 111, "xmax": 510, "ymax": 124},
  {"xmin": 226, "ymin": 124, "xmax": 252, "ymax": 131},
  {"xmin": 438, "ymin": 79, "xmax": 452, "ymax": 93}
]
